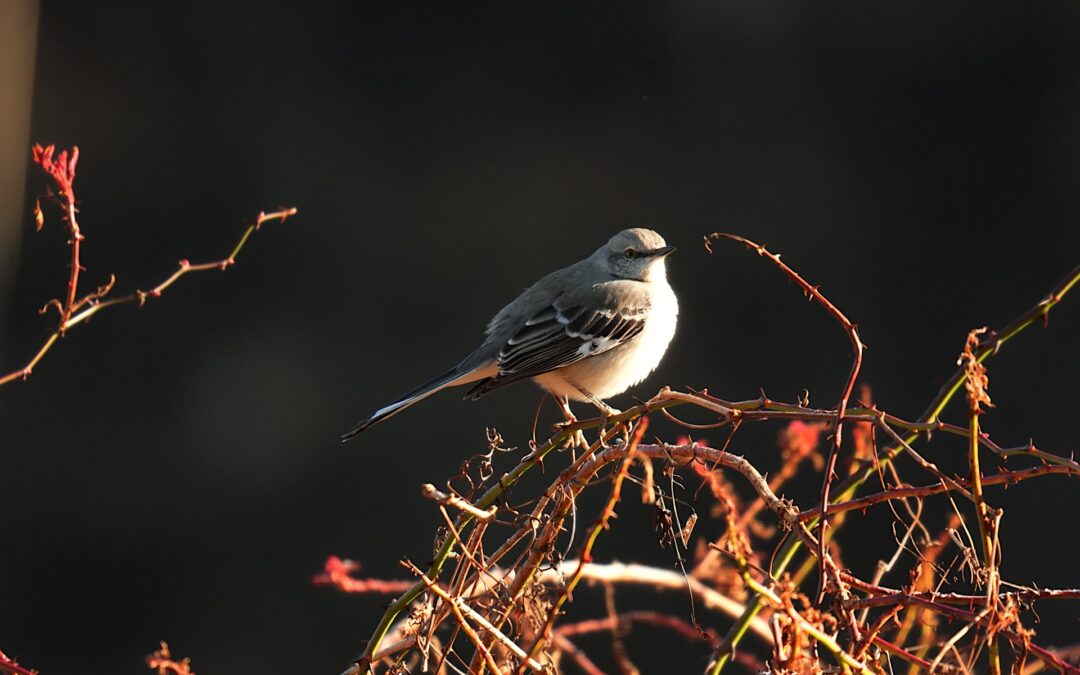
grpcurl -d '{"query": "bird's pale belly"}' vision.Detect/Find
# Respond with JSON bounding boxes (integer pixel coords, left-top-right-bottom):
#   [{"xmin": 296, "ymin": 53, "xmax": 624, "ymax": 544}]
[{"xmin": 533, "ymin": 287, "xmax": 678, "ymax": 401}]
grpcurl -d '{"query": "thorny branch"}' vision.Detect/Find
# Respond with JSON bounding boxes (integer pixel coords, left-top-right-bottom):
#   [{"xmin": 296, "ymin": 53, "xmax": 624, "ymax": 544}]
[
  {"xmin": 707, "ymin": 233, "xmax": 866, "ymax": 603},
  {"xmin": 313, "ymin": 557, "xmax": 416, "ymax": 595},
  {"xmin": 2, "ymin": 144, "xmax": 294, "ymax": 675},
  {"xmin": 708, "ymin": 261, "xmax": 1080, "ymax": 675},
  {"xmin": 1, "ymin": 144, "xmax": 297, "ymax": 387},
  {"xmin": 321, "ymin": 248, "xmax": 1080, "ymax": 675},
  {"xmin": 0, "ymin": 649, "xmax": 37, "ymax": 675}
]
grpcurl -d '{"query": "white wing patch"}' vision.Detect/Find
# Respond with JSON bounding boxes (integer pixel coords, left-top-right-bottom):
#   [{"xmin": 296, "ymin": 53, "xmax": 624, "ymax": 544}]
[
  {"xmin": 576, "ymin": 335, "xmax": 619, "ymax": 357},
  {"xmin": 466, "ymin": 300, "xmax": 647, "ymax": 400}
]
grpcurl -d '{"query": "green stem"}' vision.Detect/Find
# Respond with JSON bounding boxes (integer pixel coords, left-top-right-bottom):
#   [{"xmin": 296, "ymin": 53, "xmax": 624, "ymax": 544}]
[
  {"xmin": 968, "ymin": 408, "xmax": 1000, "ymax": 675},
  {"xmin": 708, "ymin": 538, "xmax": 801, "ymax": 673}
]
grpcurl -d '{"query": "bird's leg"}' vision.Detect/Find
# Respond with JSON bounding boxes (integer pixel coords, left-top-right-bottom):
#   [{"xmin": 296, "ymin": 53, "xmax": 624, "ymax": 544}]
[
  {"xmin": 555, "ymin": 394, "xmax": 576, "ymax": 421},
  {"xmin": 553, "ymin": 395, "xmax": 589, "ymax": 449},
  {"xmin": 573, "ymin": 385, "xmax": 621, "ymax": 417},
  {"xmin": 575, "ymin": 386, "xmax": 626, "ymax": 446}
]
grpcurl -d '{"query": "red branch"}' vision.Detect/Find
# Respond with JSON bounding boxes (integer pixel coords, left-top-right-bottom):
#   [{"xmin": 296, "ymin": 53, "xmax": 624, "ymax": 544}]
[
  {"xmin": 0, "ymin": 649, "xmax": 36, "ymax": 675},
  {"xmin": 842, "ymin": 576, "xmax": 1080, "ymax": 610},
  {"xmin": 32, "ymin": 144, "xmax": 82, "ymax": 326},
  {"xmin": 706, "ymin": 233, "xmax": 865, "ymax": 602},
  {"xmin": 519, "ymin": 419, "xmax": 651, "ymax": 672},
  {"xmin": 797, "ymin": 464, "xmax": 1079, "ymax": 521},
  {"xmin": 844, "ymin": 578, "xmax": 1080, "ymax": 674},
  {"xmin": 1, "ymin": 144, "xmax": 296, "ymax": 388},
  {"xmin": 312, "ymin": 556, "xmax": 416, "ymax": 594},
  {"xmin": 555, "ymin": 611, "xmax": 721, "ymax": 648},
  {"xmin": 871, "ymin": 637, "xmax": 941, "ymax": 672}
]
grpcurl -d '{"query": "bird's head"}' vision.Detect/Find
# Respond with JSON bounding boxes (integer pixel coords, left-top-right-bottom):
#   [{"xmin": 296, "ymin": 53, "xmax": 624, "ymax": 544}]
[{"xmin": 599, "ymin": 228, "xmax": 676, "ymax": 282}]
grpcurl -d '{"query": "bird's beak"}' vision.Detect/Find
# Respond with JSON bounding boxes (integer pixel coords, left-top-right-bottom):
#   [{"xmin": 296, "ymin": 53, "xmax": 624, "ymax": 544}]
[{"xmin": 649, "ymin": 245, "xmax": 677, "ymax": 258}]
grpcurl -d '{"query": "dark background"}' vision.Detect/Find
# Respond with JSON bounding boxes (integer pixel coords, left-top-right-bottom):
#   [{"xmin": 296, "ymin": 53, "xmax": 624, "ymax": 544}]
[{"xmin": 2, "ymin": 2, "xmax": 1079, "ymax": 674}]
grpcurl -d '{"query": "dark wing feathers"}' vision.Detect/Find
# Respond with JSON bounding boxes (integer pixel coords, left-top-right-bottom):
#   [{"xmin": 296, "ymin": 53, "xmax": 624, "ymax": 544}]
[
  {"xmin": 464, "ymin": 291, "xmax": 646, "ymax": 400},
  {"xmin": 523, "ymin": 306, "xmax": 558, "ymax": 326}
]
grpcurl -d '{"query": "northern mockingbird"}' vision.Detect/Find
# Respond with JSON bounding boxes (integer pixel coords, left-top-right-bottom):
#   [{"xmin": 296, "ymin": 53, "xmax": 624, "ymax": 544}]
[{"xmin": 341, "ymin": 228, "xmax": 678, "ymax": 442}]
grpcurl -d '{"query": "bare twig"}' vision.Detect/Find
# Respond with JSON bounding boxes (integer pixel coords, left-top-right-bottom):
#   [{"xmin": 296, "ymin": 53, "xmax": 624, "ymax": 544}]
[
  {"xmin": 550, "ymin": 634, "xmax": 605, "ymax": 675},
  {"xmin": 422, "ymin": 484, "xmax": 498, "ymax": 521},
  {"xmin": 741, "ymin": 572, "xmax": 877, "ymax": 675},
  {"xmin": 959, "ymin": 327, "xmax": 1003, "ymax": 674},
  {"xmin": 313, "ymin": 556, "xmax": 416, "ymax": 595},
  {"xmin": 556, "ymin": 610, "xmax": 720, "ymax": 647},
  {"xmin": 1, "ymin": 152, "xmax": 296, "ymax": 389},
  {"xmin": 0, "ymin": 649, "xmax": 37, "ymax": 675},
  {"xmin": 798, "ymin": 465, "xmax": 1078, "ymax": 521},
  {"xmin": 536, "ymin": 560, "xmax": 771, "ymax": 642},
  {"xmin": 707, "ymin": 233, "xmax": 865, "ymax": 603},
  {"xmin": 401, "ymin": 560, "xmax": 545, "ymax": 673},
  {"xmin": 520, "ymin": 421, "xmax": 648, "ymax": 669},
  {"xmin": 146, "ymin": 642, "xmax": 195, "ymax": 675}
]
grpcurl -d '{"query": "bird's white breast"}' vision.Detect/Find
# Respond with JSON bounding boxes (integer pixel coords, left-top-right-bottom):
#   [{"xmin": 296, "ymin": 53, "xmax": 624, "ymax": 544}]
[{"xmin": 535, "ymin": 279, "xmax": 678, "ymax": 401}]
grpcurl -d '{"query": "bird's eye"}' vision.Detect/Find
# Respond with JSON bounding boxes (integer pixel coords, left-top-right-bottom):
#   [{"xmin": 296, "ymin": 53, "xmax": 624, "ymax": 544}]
[{"xmin": 624, "ymin": 248, "xmax": 636, "ymax": 259}]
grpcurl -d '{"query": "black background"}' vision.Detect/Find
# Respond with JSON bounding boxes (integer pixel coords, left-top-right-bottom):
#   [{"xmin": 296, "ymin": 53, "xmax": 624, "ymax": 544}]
[{"xmin": 2, "ymin": 2, "xmax": 1079, "ymax": 674}]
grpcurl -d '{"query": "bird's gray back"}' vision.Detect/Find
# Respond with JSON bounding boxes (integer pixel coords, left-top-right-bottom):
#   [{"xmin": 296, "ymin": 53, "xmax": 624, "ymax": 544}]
[{"xmin": 457, "ymin": 257, "xmax": 655, "ymax": 374}]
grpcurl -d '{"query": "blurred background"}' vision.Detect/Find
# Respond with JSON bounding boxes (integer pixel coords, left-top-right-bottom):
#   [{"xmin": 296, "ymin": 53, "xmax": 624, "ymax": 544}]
[{"xmin": 2, "ymin": 2, "xmax": 1079, "ymax": 673}]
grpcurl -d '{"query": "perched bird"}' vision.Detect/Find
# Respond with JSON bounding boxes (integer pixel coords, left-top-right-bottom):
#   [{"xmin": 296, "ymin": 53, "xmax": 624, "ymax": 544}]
[{"xmin": 341, "ymin": 228, "xmax": 678, "ymax": 442}]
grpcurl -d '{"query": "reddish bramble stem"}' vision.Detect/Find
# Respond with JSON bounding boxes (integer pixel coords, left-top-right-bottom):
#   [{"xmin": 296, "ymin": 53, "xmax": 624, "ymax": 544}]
[
  {"xmin": 706, "ymin": 233, "xmax": 865, "ymax": 603},
  {"xmin": 0, "ymin": 152, "xmax": 296, "ymax": 389},
  {"xmin": 0, "ymin": 648, "xmax": 37, "ymax": 675}
]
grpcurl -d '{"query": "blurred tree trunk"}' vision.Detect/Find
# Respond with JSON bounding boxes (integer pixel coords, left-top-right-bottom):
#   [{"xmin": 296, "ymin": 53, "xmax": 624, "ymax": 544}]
[{"xmin": 0, "ymin": 0, "xmax": 39, "ymax": 353}]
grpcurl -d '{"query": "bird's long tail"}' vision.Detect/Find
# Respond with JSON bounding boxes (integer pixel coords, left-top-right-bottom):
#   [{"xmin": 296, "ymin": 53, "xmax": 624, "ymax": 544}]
[{"xmin": 340, "ymin": 365, "xmax": 484, "ymax": 442}]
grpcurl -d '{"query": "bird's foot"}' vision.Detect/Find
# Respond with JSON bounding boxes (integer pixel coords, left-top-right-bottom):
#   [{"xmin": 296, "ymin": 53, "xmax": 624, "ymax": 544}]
[
  {"xmin": 590, "ymin": 401, "xmax": 623, "ymax": 447},
  {"xmin": 577, "ymin": 387, "xmax": 621, "ymax": 420},
  {"xmin": 553, "ymin": 413, "xmax": 588, "ymax": 449},
  {"xmin": 553, "ymin": 396, "xmax": 590, "ymax": 449},
  {"xmin": 595, "ymin": 402, "xmax": 622, "ymax": 418},
  {"xmin": 553, "ymin": 419, "xmax": 589, "ymax": 450}
]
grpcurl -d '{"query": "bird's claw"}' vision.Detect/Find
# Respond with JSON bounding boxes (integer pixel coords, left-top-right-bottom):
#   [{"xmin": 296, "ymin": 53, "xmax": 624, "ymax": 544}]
[
  {"xmin": 598, "ymin": 403, "xmax": 622, "ymax": 417},
  {"xmin": 553, "ymin": 419, "xmax": 589, "ymax": 449}
]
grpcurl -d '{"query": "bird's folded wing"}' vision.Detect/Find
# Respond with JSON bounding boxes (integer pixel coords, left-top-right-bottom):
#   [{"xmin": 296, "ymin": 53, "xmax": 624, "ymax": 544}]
[{"xmin": 465, "ymin": 283, "xmax": 648, "ymax": 398}]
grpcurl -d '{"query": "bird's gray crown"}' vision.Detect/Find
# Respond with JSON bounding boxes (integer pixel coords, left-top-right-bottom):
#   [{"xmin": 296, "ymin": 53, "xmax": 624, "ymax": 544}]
[
  {"xmin": 596, "ymin": 228, "xmax": 674, "ymax": 281},
  {"xmin": 605, "ymin": 228, "xmax": 668, "ymax": 254}
]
